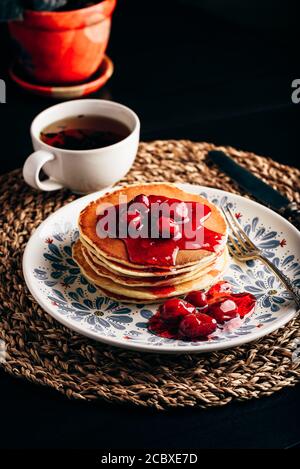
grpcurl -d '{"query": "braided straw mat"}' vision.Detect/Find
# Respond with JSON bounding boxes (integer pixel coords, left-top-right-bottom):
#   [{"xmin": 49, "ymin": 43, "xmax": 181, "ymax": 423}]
[{"xmin": 0, "ymin": 141, "xmax": 299, "ymax": 410}]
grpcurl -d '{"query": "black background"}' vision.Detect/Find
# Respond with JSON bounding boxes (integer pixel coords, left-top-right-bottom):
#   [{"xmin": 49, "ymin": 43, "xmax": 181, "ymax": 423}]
[{"xmin": 0, "ymin": 0, "xmax": 299, "ymax": 449}]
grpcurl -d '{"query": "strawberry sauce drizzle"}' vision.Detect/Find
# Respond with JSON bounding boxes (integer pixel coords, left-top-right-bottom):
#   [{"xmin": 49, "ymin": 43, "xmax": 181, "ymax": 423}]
[{"xmin": 97, "ymin": 194, "xmax": 225, "ymax": 266}]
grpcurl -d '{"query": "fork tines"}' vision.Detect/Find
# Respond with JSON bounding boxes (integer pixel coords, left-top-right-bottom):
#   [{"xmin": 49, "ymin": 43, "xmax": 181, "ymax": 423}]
[{"xmin": 221, "ymin": 204, "xmax": 258, "ymax": 259}]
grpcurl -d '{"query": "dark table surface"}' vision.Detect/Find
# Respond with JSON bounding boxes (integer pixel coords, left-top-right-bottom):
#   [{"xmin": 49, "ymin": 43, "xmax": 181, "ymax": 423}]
[{"xmin": 0, "ymin": 0, "xmax": 299, "ymax": 450}]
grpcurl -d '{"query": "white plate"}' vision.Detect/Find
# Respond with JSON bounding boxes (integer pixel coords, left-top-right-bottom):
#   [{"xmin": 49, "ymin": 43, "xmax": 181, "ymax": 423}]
[{"xmin": 23, "ymin": 184, "xmax": 300, "ymax": 354}]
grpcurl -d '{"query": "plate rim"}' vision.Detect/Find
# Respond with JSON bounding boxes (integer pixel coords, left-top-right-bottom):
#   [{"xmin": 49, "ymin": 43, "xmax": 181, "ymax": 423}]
[{"xmin": 22, "ymin": 183, "xmax": 300, "ymax": 354}]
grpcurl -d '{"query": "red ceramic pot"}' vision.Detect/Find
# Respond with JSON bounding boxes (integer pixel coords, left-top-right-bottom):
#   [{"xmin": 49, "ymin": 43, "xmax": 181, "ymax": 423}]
[{"xmin": 9, "ymin": 0, "xmax": 116, "ymax": 85}]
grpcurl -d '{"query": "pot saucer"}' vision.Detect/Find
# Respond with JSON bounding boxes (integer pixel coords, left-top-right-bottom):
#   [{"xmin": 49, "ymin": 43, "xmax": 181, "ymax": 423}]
[{"xmin": 9, "ymin": 55, "xmax": 114, "ymax": 99}]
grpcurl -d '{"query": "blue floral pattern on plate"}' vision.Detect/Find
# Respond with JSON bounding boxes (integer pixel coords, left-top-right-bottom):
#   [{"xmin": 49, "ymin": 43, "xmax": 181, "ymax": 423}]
[{"xmin": 28, "ymin": 185, "xmax": 299, "ymax": 353}]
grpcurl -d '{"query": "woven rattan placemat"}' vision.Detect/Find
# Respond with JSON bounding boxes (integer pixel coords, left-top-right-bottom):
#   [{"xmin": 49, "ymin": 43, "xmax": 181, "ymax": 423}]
[{"xmin": 0, "ymin": 140, "xmax": 299, "ymax": 409}]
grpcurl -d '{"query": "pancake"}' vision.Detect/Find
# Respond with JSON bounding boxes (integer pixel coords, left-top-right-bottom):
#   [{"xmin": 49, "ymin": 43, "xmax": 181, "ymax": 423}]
[
  {"xmin": 92, "ymin": 286, "xmax": 156, "ymax": 304},
  {"xmin": 80, "ymin": 236, "xmax": 217, "ymax": 278},
  {"xmin": 80, "ymin": 231, "xmax": 214, "ymax": 270},
  {"xmin": 73, "ymin": 239, "xmax": 229, "ymax": 301},
  {"xmin": 79, "ymin": 183, "xmax": 227, "ymax": 268},
  {"xmin": 75, "ymin": 183, "xmax": 229, "ymax": 303},
  {"xmin": 81, "ymin": 240, "xmax": 222, "ymax": 287}
]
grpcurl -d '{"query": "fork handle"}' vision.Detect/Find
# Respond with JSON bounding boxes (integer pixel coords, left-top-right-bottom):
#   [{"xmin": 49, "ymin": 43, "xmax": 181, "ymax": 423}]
[{"xmin": 259, "ymin": 255, "xmax": 300, "ymax": 308}]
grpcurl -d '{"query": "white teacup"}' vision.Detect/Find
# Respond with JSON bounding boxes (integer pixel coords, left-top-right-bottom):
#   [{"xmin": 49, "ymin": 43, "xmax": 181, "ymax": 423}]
[{"xmin": 23, "ymin": 99, "xmax": 140, "ymax": 193}]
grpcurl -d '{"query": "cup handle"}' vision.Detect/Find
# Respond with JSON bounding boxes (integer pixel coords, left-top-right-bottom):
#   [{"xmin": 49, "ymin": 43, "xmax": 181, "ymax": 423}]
[{"xmin": 23, "ymin": 150, "xmax": 64, "ymax": 191}]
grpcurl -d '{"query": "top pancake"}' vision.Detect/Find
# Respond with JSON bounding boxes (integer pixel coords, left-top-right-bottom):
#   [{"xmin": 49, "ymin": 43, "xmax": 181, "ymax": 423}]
[{"xmin": 79, "ymin": 183, "xmax": 227, "ymax": 268}]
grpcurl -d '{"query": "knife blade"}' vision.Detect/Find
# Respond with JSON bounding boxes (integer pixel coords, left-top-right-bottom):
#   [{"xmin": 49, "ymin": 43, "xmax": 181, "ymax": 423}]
[{"xmin": 208, "ymin": 150, "xmax": 300, "ymax": 228}]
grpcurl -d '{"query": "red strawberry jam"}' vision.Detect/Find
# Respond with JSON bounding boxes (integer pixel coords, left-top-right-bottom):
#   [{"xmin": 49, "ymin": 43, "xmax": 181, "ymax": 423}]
[
  {"xmin": 160, "ymin": 298, "xmax": 196, "ymax": 323},
  {"xmin": 147, "ymin": 281, "xmax": 257, "ymax": 341},
  {"xmin": 148, "ymin": 314, "xmax": 178, "ymax": 340},
  {"xmin": 206, "ymin": 280, "xmax": 232, "ymax": 303},
  {"xmin": 179, "ymin": 313, "xmax": 217, "ymax": 339},
  {"xmin": 131, "ymin": 194, "xmax": 150, "ymax": 209},
  {"xmin": 185, "ymin": 291, "xmax": 208, "ymax": 310},
  {"xmin": 208, "ymin": 298, "xmax": 238, "ymax": 324},
  {"xmin": 229, "ymin": 292, "xmax": 256, "ymax": 318}
]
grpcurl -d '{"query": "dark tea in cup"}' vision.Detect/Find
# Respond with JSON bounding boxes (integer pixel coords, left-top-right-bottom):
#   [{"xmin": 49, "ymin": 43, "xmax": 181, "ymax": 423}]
[{"xmin": 40, "ymin": 115, "xmax": 131, "ymax": 150}]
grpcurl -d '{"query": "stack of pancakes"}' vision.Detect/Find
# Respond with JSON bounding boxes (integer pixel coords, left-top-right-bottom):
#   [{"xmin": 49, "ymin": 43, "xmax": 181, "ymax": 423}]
[{"xmin": 73, "ymin": 183, "xmax": 229, "ymax": 303}]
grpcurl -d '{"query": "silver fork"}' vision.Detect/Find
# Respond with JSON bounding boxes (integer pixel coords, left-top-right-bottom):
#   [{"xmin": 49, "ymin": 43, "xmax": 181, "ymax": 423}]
[{"xmin": 222, "ymin": 204, "xmax": 300, "ymax": 308}]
